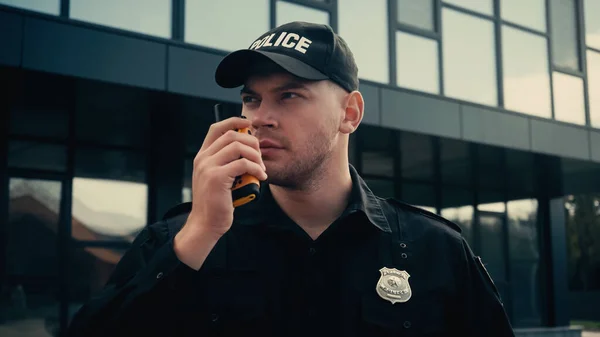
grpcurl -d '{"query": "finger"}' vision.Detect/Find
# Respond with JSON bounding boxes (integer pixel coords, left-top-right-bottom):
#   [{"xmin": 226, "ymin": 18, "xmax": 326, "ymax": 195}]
[
  {"xmin": 203, "ymin": 129, "xmax": 261, "ymax": 159},
  {"xmin": 222, "ymin": 158, "xmax": 268, "ymax": 181},
  {"xmin": 210, "ymin": 141, "xmax": 265, "ymax": 170},
  {"xmin": 201, "ymin": 117, "xmax": 252, "ymax": 151}
]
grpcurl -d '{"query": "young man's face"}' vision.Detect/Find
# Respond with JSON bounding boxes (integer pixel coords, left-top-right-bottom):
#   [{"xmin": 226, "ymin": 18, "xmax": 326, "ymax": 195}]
[{"xmin": 241, "ymin": 71, "xmax": 348, "ymax": 189}]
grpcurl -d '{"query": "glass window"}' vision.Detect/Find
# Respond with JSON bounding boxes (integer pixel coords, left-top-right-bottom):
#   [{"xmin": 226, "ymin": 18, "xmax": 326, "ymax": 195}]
[
  {"xmin": 552, "ymin": 72, "xmax": 586, "ymax": 125},
  {"xmin": 360, "ymin": 126, "xmax": 395, "ymax": 177},
  {"xmin": 502, "ymin": 26, "xmax": 552, "ymax": 118},
  {"xmin": 442, "ymin": 8, "xmax": 497, "ymax": 106},
  {"xmin": 440, "ymin": 138, "xmax": 471, "ymax": 186},
  {"xmin": 276, "ymin": 1, "xmax": 329, "ymax": 26},
  {"xmin": 400, "ymin": 132, "xmax": 434, "ymax": 181},
  {"xmin": 479, "ymin": 190, "xmax": 506, "ymax": 212},
  {"xmin": 9, "ymin": 72, "xmax": 69, "ymax": 139},
  {"xmin": 338, "ymin": 0, "xmax": 389, "ymax": 83},
  {"xmin": 550, "ymin": 0, "xmax": 580, "ymax": 70},
  {"xmin": 9, "ymin": 141, "xmax": 67, "ymax": 172},
  {"xmin": 584, "ymin": 0, "xmax": 600, "ymax": 49},
  {"xmin": 565, "ymin": 194, "xmax": 600, "ymax": 291},
  {"xmin": 185, "ymin": 0, "xmax": 269, "ymax": 51},
  {"xmin": 478, "ymin": 144, "xmax": 505, "ymax": 190},
  {"xmin": 443, "ymin": 0, "xmax": 493, "ymax": 16},
  {"xmin": 402, "ymin": 182, "xmax": 436, "ymax": 211},
  {"xmin": 365, "ymin": 179, "xmax": 395, "ymax": 199},
  {"xmin": 507, "ymin": 199, "xmax": 542, "ymax": 327},
  {"xmin": 73, "ymin": 148, "xmax": 147, "ymax": 242},
  {"xmin": 396, "ymin": 32, "xmax": 439, "ymax": 94},
  {"xmin": 478, "ymin": 213, "xmax": 507, "ymax": 283},
  {"xmin": 397, "ymin": 0, "xmax": 434, "ymax": 31},
  {"xmin": 506, "ymin": 149, "xmax": 535, "ymax": 195},
  {"xmin": 588, "ymin": 50, "xmax": 600, "ymax": 128},
  {"xmin": 75, "ymin": 81, "xmax": 149, "ymax": 149},
  {"xmin": 69, "ymin": 246, "xmax": 127, "ymax": 312},
  {"xmin": 70, "ymin": 0, "xmax": 171, "ymax": 38},
  {"xmin": 0, "ymin": 0, "xmax": 59, "ymax": 15},
  {"xmin": 501, "ymin": 0, "xmax": 546, "ymax": 32},
  {"xmin": 441, "ymin": 187, "xmax": 474, "ymax": 245},
  {"xmin": 3, "ymin": 178, "xmax": 62, "ymax": 334}
]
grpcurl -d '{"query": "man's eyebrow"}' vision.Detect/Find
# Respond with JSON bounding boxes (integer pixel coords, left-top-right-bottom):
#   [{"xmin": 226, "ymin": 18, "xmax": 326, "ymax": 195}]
[
  {"xmin": 271, "ymin": 80, "xmax": 310, "ymax": 93},
  {"xmin": 240, "ymin": 86, "xmax": 258, "ymax": 96}
]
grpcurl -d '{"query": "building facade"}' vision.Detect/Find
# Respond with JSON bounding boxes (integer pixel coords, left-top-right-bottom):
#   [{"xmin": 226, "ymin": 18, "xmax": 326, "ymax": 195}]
[{"xmin": 1, "ymin": 0, "xmax": 599, "ymax": 336}]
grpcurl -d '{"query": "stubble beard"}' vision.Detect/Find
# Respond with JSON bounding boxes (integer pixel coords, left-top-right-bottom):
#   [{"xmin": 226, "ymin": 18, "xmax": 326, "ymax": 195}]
[{"xmin": 265, "ymin": 130, "xmax": 335, "ymax": 191}]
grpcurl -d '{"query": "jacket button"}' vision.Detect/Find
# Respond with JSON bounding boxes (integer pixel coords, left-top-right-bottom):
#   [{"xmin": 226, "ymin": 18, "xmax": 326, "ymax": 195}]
[
  {"xmin": 403, "ymin": 320, "xmax": 411, "ymax": 328},
  {"xmin": 156, "ymin": 272, "xmax": 163, "ymax": 279},
  {"xmin": 400, "ymin": 243, "xmax": 407, "ymax": 248},
  {"xmin": 211, "ymin": 313, "xmax": 219, "ymax": 322},
  {"xmin": 401, "ymin": 253, "xmax": 408, "ymax": 259}
]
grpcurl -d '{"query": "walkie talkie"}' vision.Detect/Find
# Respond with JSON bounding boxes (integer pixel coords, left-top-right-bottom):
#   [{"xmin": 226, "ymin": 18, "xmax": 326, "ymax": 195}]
[{"xmin": 214, "ymin": 103, "xmax": 261, "ymax": 207}]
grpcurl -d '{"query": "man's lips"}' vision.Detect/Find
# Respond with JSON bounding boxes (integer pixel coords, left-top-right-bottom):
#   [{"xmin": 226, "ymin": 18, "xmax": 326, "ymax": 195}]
[{"xmin": 259, "ymin": 139, "xmax": 283, "ymax": 149}]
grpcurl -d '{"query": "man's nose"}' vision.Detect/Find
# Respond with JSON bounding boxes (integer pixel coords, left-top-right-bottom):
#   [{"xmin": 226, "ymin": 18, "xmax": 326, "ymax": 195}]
[{"xmin": 250, "ymin": 103, "xmax": 277, "ymax": 129}]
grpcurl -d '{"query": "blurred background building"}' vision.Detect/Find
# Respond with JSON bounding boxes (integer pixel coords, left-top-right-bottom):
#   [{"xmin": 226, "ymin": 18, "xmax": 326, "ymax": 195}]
[{"xmin": 0, "ymin": 0, "xmax": 599, "ymax": 336}]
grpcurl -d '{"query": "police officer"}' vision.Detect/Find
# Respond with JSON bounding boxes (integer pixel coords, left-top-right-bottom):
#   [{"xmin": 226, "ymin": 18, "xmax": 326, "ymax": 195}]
[{"xmin": 67, "ymin": 21, "xmax": 514, "ymax": 337}]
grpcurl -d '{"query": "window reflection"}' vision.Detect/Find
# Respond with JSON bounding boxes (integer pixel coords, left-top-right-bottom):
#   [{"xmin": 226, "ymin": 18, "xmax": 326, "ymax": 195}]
[
  {"xmin": 502, "ymin": 26, "xmax": 552, "ymax": 118},
  {"xmin": 185, "ymin": 0, "xmax": 269, "ymax": 51},
  {"xmin": 552, "ymin": 72, "xmax": 586, "ymax": 125},
  {"xmin": 338, "ymin": 0, "xmax": 389, "ymax": 83},
  {"xmin": 400, "ymin": 132, "xmax": 434, "ymax": 182},
  {"xmin": 550, "ymin": 0, "xmax": 580, "ymax": 70},
  {"xmin": 584, "ymin": 0, "xmax": 600, "ymax": 49},
  {"xmin": 360, "ymin": 126, "xmax": 395, "ymax": 178},
  {"xmin": 587, "ymin": 50, "xmax": 600, "ymax": 128},
  {"xmin": 73, "ymin": 148, "xmax": 147, "ymax": 242},
  {"xmin": 397, "ymin": 0, "xmax": 434, "ymax": 31},
  {"xmin": 501, "ymin": 0, "xmax": 546, "ymax": 32},
  {"xmin": 72, "ymin": 178, "xmax": 147, "ymax": 242},
  {"xmin": 442, "ymin": 8, "xmax": 497, "ymax": 106},
  {"xmin": 565, "ymin": 194, "xmax": 600, "ymax": 291},
  {"xmin": 0, "ymin": 0, "xmax": 59, "ymax": 15},
  {"xmin": 478, "ymin": 213, "xmax": 506, "ymax": 282},
  {"xmin": 440, "ymin": 138, "xmax": 471, "ymax": 186},
  {"xmin": 507, "ymin": 199, "xmax": 542, "ymax": 327},
  {"xmin": 442, "ymin": 187, "xmax": 474, "ymax": 244},
  {"xmin": 443, "ymin": 0, "xmax": 493, "ymax": 16},
  {"xmin": 396, "ymin": 32, "xmax": 439, "ymax": 94},
  {"xmin": 70, "ymin": 0, "xmax": 171, "ymax": 38},
  {"xmin": 3, "ymin": 178, "xmax": 62, "ymax": 336},
  {"xmin": 276, "ymin": 1, "xmax": 329, "ymax": 26}
]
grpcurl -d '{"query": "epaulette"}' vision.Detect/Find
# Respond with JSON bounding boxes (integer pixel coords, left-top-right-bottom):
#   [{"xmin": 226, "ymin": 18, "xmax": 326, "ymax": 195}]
[
  {"xmin": 386, "ymin": 198, "xmax": 462, "ymax": 234},
  {"xmin": 162, "ymin": 202, "xmax": 192, "ymax": 221}
]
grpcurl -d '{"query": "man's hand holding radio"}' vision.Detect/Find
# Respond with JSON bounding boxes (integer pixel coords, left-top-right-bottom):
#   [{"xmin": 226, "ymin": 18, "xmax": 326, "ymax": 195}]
[{"xmin": 173, "ymin": 117, "xmax": 267, "ymax": 271}]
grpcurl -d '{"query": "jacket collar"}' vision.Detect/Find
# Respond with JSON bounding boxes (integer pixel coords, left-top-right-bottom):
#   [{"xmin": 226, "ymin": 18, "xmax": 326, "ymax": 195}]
[{"xmin": 235, "ymin": 164, "xmax": 391, "ymax": 233}]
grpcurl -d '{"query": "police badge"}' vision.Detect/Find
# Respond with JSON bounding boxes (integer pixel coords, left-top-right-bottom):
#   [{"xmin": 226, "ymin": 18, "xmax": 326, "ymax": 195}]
[{"xmin": 376, "ymin": 267, "xmax": 412, "ymax": 304}]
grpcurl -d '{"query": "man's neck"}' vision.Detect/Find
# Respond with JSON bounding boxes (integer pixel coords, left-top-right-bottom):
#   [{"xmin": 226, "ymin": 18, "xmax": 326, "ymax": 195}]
[{"xmin": 269, "ymin": 160, "xmax": 353, "ymax": 241}]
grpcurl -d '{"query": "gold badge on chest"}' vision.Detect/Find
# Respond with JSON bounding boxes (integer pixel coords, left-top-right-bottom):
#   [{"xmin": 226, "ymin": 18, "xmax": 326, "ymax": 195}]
[{"xmin": 376, "ymin": 267, "xmax": 412, "ymax": 304}]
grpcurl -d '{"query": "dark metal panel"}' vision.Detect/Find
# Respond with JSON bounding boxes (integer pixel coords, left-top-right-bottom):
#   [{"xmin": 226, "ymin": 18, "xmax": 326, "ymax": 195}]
[
  {"xmin": 22, "ymin": 18, "xmax": 167, "ymax": 90},
  {"xmin": 461, "ymin": 104, "xmax": 530, "ymax": 151},
  {"xmin": 530, "ymin": 119, "xmax": 590, "ymax": 160},
  {"xmin": 380, "ymin": 88, "xmax": 461, "ymax": 138},
  {"xmin": 0, "ymin": 11, "xmax": 23, "ymax": 67},
  {"xmin": 590, "ymin": 130, "xmax": 600, "ymax": 162},
  {"xmin": 359, "ymin": 83, "xmax": 380, "ymax": 126},
  {"xmin": 167, "ymin": 46, "xmax": 239, "ymax": 103}
]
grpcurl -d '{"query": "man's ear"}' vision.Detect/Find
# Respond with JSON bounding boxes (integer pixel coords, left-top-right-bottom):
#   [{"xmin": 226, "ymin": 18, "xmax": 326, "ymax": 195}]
[{"xmin": 339, "ymin": 91, "xmax": 364, "ymax": 134}]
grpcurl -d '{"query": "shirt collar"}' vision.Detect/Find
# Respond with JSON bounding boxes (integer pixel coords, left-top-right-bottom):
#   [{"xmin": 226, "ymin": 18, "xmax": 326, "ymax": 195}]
[{"xmin": 235, "ymin": 164, "xmax": 392, "ymax": 233}]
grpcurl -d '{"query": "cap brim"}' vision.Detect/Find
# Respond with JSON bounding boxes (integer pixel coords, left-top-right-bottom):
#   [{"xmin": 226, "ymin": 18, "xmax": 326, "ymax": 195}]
[{"xmin": 215, "ymin": 49, "xmax": 328, "ymax": 88}]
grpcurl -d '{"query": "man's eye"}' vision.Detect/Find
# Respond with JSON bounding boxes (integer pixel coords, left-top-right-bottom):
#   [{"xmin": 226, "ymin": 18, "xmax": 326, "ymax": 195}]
[
  {"xmin": 281, "ymin": 92, "xmax": 299, "ymax": 99},
  {"xmin": 242, "ymin": 96, "xmax": 258, "ymax": 103}
]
